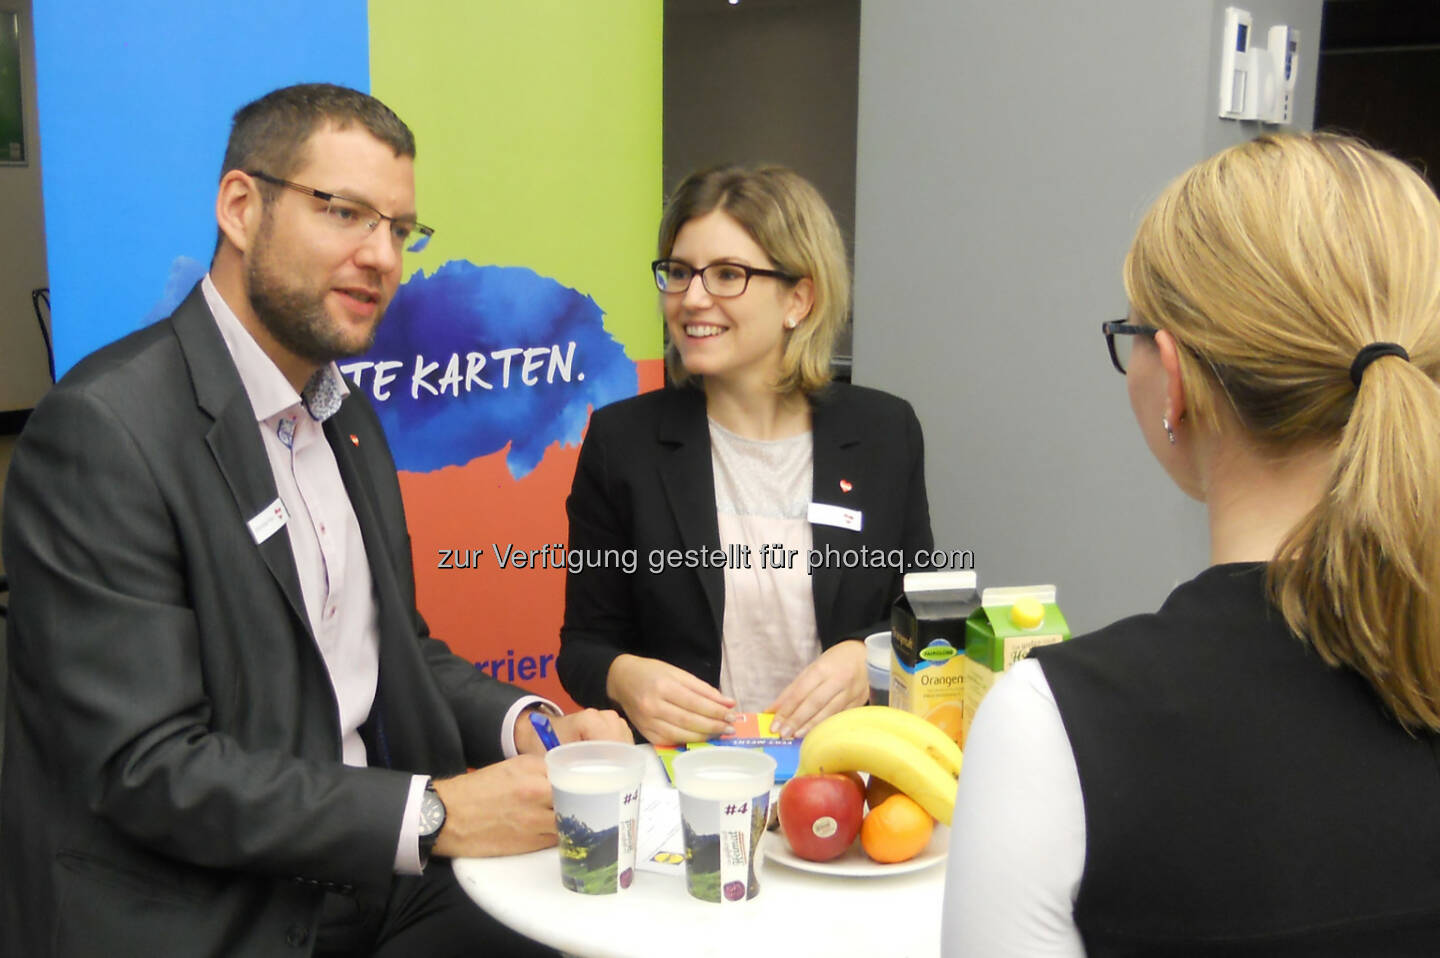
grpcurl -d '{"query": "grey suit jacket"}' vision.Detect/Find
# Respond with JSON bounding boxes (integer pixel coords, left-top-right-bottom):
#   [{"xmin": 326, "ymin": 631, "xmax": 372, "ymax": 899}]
[{"xmin": 0, "ymin": 285, "xmax": 525, "ymax": 957}]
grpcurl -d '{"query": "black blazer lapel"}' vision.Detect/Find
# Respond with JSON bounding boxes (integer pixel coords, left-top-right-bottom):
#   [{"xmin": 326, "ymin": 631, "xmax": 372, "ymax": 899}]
[
  {"xmin": 810, "ymin": 389, "xmax": 864, "ymax": 645},
  {"xmin": 656, "ymin": 388, "xmax": 725, "ymax": 641},
  {"xmin": 172, "ymin": 285, "xmax": 311, "ymax": 637}
]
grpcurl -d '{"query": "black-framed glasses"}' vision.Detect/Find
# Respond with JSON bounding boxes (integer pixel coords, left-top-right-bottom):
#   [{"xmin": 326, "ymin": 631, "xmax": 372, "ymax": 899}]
[
  {"xmin": 1102, "ymin": 319, "xmax": 1158, "ymax": 375},
  {"xmin": 247, "ymin": 170, "xmax": 434, "ymax": 253},
  {"xmin": 651, "ymin": 258, "xmax": 797, "ymax": 298}
]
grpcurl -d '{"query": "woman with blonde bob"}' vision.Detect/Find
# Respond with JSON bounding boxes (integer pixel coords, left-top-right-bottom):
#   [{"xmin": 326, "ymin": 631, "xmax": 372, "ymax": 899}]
[
  {"xmin": 944, "ymin": 133, "xmax": 1440, "ymax": 955},
  {"xmin": 558, "ymin": 165, "xmax": 932, "ymax": 744}
]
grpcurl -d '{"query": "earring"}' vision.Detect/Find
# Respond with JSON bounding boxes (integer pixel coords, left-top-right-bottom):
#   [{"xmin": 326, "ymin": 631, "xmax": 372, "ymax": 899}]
[
  {"xmin": 1162, "ymin": 416, "xmax": 1176, "ymax": 445},
  {"xmin": 785, "ymin": 319, "xmax": 797, "ymax": 329}
]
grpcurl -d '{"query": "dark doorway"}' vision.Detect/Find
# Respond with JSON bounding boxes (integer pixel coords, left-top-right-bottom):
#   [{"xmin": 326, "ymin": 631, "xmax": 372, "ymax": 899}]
[
  {"xmin": 663, "ymin": 0, "xmax": 861, "ymax": 376},
  {"xmin": 1316, "ymin": 0, "xmax": 1440, "ymax": 187}
]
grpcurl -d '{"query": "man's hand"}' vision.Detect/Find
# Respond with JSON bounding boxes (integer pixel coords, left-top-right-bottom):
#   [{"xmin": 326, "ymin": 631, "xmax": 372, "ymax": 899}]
[
  {"xmin": 431, "ymin": 756, "xmax": 556, "ymax": 858},
  {"xmin": 512, "ymin": 706, "xmax": 632, "ymax": 755},
  {"xmin": 606, "ymin": 654, "xmax": 737, "ymax": 745},
  {"xmin": 767, "ymin": 640, "xmax": 868, "ymax": 738}
]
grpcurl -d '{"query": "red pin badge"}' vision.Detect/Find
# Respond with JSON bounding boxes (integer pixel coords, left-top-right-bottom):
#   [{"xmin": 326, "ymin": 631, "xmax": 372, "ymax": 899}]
[
  {"xmin": 839, "ymin": 479, "xmax": 853, "ymax": 493},
  {"xmin": 349, "ymin": 434, "xmax": 360, "ymax": 446}
]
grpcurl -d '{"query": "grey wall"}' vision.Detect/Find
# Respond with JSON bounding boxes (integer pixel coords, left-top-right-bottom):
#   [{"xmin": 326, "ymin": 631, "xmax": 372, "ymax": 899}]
[
  {"xmin": 853, "ymin": 0, "xmax": 1323, "ymax": 634},
  {"xmin": 0, "ymin": 0, "xmax": 48, "ymax": 414}
]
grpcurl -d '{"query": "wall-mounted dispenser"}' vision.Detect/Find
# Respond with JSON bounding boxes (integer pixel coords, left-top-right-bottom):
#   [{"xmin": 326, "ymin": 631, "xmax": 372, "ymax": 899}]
[
  {"xmin": 1260, "ymin": 25, "xmax": 1300, "ymax": 124},
  {"xmin": 1218, "ymin": 8, "xmax": 1298, "ymax": 125},
  {"xmin": 1218, "ymin": 7, "xmax": 1254, "ymax": 119}
]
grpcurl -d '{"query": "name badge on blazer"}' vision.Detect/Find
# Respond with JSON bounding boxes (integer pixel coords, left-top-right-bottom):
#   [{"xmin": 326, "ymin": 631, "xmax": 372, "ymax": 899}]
[
  {"xmin": 808, "ymin": 501, "xmax": 863, "ymax": 533},
  {"xmin": 247, "ymin": 498, "xmax": 289, "ymax": 544}
]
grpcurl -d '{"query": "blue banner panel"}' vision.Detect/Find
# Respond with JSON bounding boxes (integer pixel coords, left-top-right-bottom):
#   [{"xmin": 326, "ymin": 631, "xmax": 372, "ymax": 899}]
[{"xmin": 35, "ymin": 0, "xmax": 369, "ymax": 376}]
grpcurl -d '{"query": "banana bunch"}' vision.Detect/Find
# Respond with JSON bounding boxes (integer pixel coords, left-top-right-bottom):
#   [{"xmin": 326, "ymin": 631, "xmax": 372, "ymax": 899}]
[{"xmin": 797, "ymin": 706, "xmax": 963, "ymax": 825}]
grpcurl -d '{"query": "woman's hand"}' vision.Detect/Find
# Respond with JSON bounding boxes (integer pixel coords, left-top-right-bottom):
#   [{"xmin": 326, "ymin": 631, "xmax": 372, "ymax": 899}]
[
  {"xmin": 606, "ymin": 654, "xmax": 738, "ymax": 745},
  {"xmin": 767, "ymin": 640, "xmax": 868, "ymax": 737}
]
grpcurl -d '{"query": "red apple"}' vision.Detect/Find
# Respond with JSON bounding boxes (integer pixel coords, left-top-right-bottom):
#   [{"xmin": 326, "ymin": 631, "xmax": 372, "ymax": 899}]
[{"xmin": 779, "ymin": 773, "xmax": 865, "ymax": 862}]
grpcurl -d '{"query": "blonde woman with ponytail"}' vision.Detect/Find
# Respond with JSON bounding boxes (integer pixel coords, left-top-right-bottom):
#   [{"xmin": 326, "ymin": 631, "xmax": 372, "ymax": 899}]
[{"xmin": 943, "ymin": 133, "xmax": 1440, "ymax": 956}]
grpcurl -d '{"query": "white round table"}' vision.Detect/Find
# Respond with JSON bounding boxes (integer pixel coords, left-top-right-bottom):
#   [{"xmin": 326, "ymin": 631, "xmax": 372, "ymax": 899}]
[
  {"xmin": 453, "ymin": 837, "xmax": 944, "ymax": 958},
  {"xmin": 452, "ymin": 749, "xmax": 946, "ymax": 957}
]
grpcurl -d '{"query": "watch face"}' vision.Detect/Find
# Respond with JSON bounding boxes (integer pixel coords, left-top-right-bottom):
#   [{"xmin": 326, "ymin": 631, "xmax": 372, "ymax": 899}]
[{"xmin": 420, "ymin": 790, "xmax": 446, "ymax": 836}]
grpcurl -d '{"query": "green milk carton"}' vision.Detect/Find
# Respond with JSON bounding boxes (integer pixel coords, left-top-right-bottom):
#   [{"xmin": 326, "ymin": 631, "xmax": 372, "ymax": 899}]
[{"xmin": 962, "ymin": 585, "xmax": 1071, "ymax": 745}]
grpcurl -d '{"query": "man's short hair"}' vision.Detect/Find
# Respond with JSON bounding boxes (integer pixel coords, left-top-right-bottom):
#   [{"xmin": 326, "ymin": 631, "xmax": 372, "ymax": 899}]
[{"xmin": 220, "ymin": 82, "xmax": 416, "ymax": 183}]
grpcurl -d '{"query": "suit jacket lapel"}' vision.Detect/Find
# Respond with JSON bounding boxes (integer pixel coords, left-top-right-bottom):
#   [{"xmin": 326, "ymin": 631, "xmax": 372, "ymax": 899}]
[
  {"xmin": 325, "ymin": 402, "xmax": 460, "ymax": 772},
  {"xmin": 657, "ymin": 389, "xmax": 725, "ymax": 641},
  {"xmin": 324, "ymin": 408, "xmax": 394, "ymax": 581},
  {"xmin": 173, "ymin": 285, "xmax": 311, "ymax": 637},
  {"xmin": 810, "ymin": 388, "xmax": 863, "ymax": 645},
  {"xmin": 323, "ymin": 405, "xmax": 411, "ymax": 649},
  {"xmin": 324, "ymin": 406, "xmax": 404, "ymax": 768}
]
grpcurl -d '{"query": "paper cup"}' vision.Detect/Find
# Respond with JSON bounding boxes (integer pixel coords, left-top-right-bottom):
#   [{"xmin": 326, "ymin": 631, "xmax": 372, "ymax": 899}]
[
  {"xmin": 865, "ymin": 630, "xmax": 892, "ymax": 706},
  {"xmin": 671, "ymin": 748, "xmax": 776, "ymax": 904},
  {"xmin": 545, "ymin": 742, "xmax": 647, "ymax": 894}
]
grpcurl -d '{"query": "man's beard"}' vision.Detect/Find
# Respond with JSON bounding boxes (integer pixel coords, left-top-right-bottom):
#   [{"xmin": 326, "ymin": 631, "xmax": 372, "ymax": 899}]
[{"xmin": 245, "ymin": 217, "xmax": 383, "ymax": 366}]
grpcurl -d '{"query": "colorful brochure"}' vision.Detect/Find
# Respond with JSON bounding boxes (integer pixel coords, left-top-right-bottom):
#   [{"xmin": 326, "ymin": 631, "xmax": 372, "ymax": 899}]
[{"xmin": 654, "ymin": 712, "xmax": 802, "ymax": 784}]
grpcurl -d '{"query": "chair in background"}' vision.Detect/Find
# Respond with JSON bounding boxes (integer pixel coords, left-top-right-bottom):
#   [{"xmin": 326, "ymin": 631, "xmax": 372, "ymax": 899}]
[
  {"xmin": 32, "ymin": 287, "xmax": 54, "ymax": 384},
  {"xmin": 1, "ymin": 572, "xmax": 7, "ymax": 782}
]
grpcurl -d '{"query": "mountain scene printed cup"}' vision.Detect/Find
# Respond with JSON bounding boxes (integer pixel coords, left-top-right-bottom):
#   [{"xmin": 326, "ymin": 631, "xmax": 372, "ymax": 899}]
[
  {"xmin": 672, "ymin": 748, "xmax": 777, "ymax": 904},
  {"xmin": 545, "ymin": 742, "xmax": 648, "ymax": 894}
]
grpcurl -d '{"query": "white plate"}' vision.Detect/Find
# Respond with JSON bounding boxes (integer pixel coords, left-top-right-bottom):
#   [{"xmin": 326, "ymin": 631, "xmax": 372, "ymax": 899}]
[{"xmin": 765, "ymin": 824, "xmax": 949, "ymax": 877}]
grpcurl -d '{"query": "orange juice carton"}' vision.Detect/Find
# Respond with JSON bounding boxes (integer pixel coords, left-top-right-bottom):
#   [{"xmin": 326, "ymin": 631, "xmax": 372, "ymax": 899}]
[
  {"xmin": 962, "ymin": 585, "xmax": 1071, "ymax": 743},
  {"xmin": 889, "ymin": 571, "xmax": 979, "ymax": 735}
]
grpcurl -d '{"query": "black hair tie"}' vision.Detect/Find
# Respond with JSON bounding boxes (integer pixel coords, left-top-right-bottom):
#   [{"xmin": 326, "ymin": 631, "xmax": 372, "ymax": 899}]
[{"xmin": 1349, "ymin": 342, "xmax": 1410, "ymax": 387}]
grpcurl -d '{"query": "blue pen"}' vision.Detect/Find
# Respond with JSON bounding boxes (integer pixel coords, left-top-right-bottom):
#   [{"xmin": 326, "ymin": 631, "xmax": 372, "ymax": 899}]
[{"xmin": 529, "ymin": 711, "xmax": 562, "ymax": 751}]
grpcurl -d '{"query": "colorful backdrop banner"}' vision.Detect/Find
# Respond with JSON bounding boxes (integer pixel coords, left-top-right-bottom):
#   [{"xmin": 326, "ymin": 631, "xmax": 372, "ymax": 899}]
[{"xmin": 38, "ymin": 0, "xmax": 664, "ymax": 710}]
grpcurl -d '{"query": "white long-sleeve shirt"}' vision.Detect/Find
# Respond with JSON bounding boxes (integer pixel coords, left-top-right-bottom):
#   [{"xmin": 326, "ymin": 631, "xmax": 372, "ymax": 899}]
[{"xmin": 942, "ymin": 658, "xmax": 1087, "ymax": 956}]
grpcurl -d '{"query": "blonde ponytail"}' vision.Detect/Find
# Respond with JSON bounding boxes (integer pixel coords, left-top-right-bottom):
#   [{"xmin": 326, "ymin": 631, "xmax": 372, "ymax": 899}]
[
  {"xmin": 1272, "ymin": 348, "xmax": 1440, "ymax": 729},
  {"xmin": 1125, "ymin": 132, "xmax": 1440, "ymax": 729}
]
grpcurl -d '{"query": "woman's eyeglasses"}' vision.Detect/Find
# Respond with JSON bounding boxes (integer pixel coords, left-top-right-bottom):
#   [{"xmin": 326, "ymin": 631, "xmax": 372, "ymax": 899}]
[
  {"xmin": 1102, "ymin": 319, "xmax": 1158, "ymax": 375},
  {"xmin": 651, "ymin": 259, "xmax": 797, "ymax": 298}
]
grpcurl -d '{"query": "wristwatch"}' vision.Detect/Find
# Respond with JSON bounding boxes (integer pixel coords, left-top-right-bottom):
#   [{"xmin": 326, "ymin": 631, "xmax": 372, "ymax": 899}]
[{"xmin": 418, "ymin": 780, "xmax": 446, "ymax": 865}]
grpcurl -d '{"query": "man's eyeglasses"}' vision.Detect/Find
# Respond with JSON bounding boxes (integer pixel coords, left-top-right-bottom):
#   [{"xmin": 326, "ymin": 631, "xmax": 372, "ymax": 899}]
[
  {"xmin": 1102, "ymin": 319, "xmax": 1158, "ymax": 375},
  {"xmin": 651, "ymin": 258, "xmax": 797, "ymax": 298},
  {"xmin": 247, "ymin": 170, "xmax": 434, "ymax": 253}
]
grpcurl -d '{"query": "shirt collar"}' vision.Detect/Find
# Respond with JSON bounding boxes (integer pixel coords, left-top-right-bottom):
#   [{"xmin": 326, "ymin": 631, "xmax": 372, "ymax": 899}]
[{"xmin": 202, "ymin": 274, "xmax": 350, "ymax": 424}]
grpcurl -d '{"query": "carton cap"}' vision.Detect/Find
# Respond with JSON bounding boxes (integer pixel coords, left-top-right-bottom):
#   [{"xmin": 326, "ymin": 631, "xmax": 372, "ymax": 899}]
[
  {"xmin": 1009, "ymin": 598, "xmax": 1046, "ymax": 629},
  {"xmin": 980, "ymin": 584, "xmax": 1057, "ymax": 608},
  {"xmin": 901, "ymin": 570, "xmax": 979, "ymax": 618}
]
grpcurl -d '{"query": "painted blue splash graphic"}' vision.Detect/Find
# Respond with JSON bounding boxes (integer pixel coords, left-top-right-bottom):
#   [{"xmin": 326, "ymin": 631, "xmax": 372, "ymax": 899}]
[
  {"xmin": 345, "ymin": 261, "xmax": 636, "ymax": 477},
  {"xmin": 147, "ymin": 256, "xmax": 209, "ymax": 325}
]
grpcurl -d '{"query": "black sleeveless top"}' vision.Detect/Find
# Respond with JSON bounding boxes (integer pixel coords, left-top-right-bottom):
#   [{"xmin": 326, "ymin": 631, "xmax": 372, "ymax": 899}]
[{"xmin": 1032, "ymin": 563, "xmax": 1440, "ymax": 956}]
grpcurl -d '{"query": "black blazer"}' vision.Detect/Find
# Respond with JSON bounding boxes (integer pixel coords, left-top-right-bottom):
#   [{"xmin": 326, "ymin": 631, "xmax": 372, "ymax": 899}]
[
  {"xmin": 1034, "ymin": 564, "xmax": 1440, "ymax": 953},
  {"xmin": 557, "ymin": 383, "xmax": 933, "ymax": 710},
  {"xmin": 0, "ymin": 285, "xmax": 527, "ymax": 957}
]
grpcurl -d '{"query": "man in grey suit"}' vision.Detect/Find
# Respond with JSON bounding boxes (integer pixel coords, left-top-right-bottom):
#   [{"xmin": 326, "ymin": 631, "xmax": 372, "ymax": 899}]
[{"xmin": 0, "ymin": 83, "xmax": 627, "ymax": 957}]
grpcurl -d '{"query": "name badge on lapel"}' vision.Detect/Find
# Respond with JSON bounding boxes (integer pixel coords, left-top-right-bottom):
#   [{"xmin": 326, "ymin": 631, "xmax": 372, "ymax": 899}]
[
  {"xmin": 808, "ymin": 501, "xmax": 863, "ymax": 533},
  {"xmin": 247, "ymin": 498, "xmax": 289, "ymax": 544}
]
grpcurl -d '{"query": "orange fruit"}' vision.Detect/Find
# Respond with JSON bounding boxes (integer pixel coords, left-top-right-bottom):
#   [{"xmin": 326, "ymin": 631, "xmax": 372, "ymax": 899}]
[
  {"xmin": 865, "ymin": 774, "xmax": 901, "ymax": 811},
  {"xmin": 924, "ymin": 700, "xmax": 965, "ymax": 746},
  {"xmin": 860, "ymin": 794, "xmax": 934, "ymax": 864}
]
